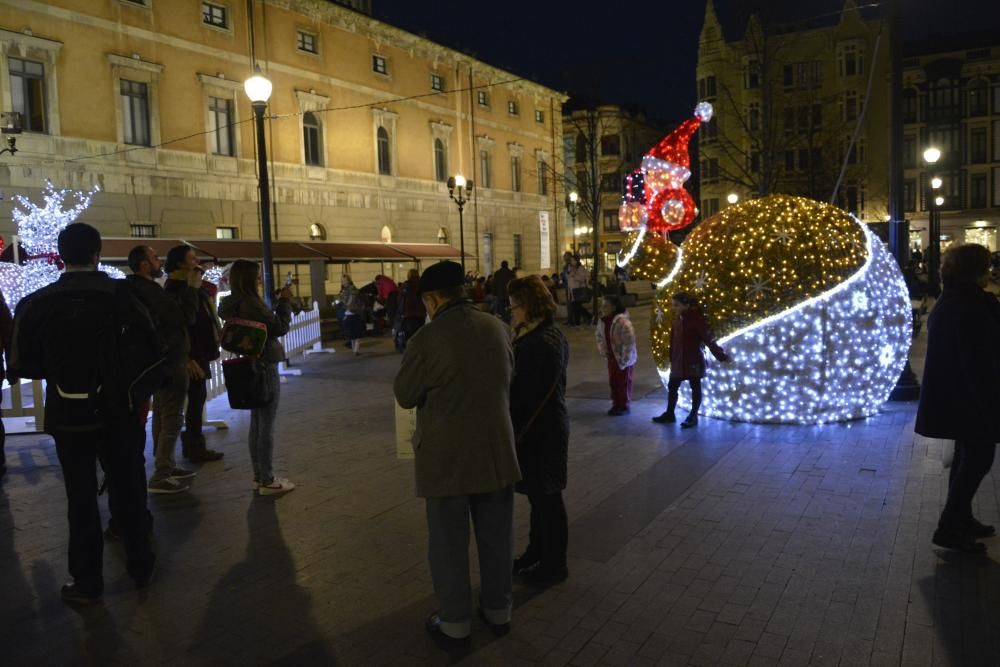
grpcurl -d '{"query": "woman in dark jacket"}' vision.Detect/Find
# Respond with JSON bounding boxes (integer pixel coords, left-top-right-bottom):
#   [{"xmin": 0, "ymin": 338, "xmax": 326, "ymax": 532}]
[
  {"xmin": 915, "ymin": 243, "xmax": 1000, "ymax": 552},
  {"xmin": 219, "ymin": 260, "xmax": 295, "ymax": 496},
  {"xmin": 653, "ymin": 292, "xmax": 729, "ymax": 428},
  {"xmin": 508, "ymin": 275, "xmax": 570, "ymax": 586}
]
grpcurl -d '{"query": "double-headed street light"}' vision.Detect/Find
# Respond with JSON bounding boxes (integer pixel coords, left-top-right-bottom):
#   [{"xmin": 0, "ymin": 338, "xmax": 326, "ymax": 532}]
[
  {"xmin": 446, "ymin": 174, "xmax": 473, "ymax": 272},
  {"xmin": 244, "ymin": 68, "xmax": 276, "ymax": 306},
  {"xmin": 566, "ymin": 190, "xmax": 579, "ymax": 252},
  {"xmin": 923, "ymin": 147, "xmax": 942, "ymax": 296}
]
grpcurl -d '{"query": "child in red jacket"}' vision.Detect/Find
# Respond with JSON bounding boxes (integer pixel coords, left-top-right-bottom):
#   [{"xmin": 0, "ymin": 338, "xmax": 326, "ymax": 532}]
[{"xmin": 652, "ymin": 292, "xmax": 729, "ymax": 428}]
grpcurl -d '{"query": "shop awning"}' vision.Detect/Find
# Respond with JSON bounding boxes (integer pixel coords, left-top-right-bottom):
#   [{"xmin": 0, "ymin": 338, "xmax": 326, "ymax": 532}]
[{"xmin": 96, "ymin": 238, "xmax": 466, "ymax": 263}]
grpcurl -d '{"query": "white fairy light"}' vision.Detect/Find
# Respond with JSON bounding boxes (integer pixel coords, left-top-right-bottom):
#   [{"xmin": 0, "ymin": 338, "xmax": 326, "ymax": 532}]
[{"xmin": 0, "ymin": 181, "xmax": 111, "ymax": 308}]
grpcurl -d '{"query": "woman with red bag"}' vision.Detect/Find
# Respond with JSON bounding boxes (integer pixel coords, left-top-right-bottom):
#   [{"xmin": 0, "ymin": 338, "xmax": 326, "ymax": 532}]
[
  {"xmin": 652, "ymin": 292, "xmax": 730, "ymax": 429},
  {"xmin": 219, "ymin": 260, "xmax": 294, "ymax": 495}
]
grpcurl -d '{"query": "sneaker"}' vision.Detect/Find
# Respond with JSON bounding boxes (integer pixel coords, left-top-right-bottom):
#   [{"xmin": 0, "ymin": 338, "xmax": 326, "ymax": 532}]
[
  {"xmin": 652, "ymin": 411, "xmax": 676, "ymax": 424},
  {"xmin": 185, "ymin": 448, "xmax": 224, "ymax": 463},
  {"xmin": 148, "ymin": 476, "xmax": 190, "ymax": 494},
  {"xmin": 170, "ymin": 467, "xmax": 197, "ymax": 480},
  {"xmin": 61, "ymin": 583, "xmax": 102, "ymax": 607},
  {"xmin": 256, "ymin": 477, "xmax": 295, "ymax": 496}
]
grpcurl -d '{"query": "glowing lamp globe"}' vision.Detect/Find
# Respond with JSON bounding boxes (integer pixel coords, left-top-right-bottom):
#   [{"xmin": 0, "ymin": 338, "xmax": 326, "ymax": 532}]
[{"xmin": 244, "ymin": 73, "xmax": 272, "ymax": 104}]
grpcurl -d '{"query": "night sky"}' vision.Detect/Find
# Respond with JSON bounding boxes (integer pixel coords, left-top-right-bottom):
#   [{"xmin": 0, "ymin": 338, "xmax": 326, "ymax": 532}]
[{"xmin": 373, "ymin": 0, "xmax": 1000, "ymax": 123}]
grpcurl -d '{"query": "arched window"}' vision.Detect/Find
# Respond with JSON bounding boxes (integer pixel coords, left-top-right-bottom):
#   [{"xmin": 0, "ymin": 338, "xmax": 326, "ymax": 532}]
[
  {"xmin": 303, "ymin": 112, "xmax": 322, "ymax": 166},
  {"xmin": 434, "ymin": 138, "xmax": 447, "ymax": 182},
  {"xmin": 377, "ymin": 126, "xmax": 391, "ymax": 175},
  {"xmin": 309, "ymin": 223, "xmax": 326, "ymax": 240},
  {"xmin": 380, "ymin": 225, "xmax": 392, "ymax": 243}
]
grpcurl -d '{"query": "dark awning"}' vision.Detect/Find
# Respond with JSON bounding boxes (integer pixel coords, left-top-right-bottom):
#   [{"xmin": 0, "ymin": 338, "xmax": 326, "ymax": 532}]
[{"xmin": 96, "ymin": 238, "xmax": 466, "ymax": 264}]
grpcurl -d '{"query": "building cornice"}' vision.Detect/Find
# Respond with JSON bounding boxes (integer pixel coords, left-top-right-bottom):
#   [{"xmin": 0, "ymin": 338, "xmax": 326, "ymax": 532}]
[{"xmin": 266, "ymin": 0, "xmax": 568, "ymax": 103}]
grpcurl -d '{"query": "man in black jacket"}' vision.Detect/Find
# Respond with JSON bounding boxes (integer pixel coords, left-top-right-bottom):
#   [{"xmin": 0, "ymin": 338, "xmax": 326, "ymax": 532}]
[{"xmin": 10, "ymin": 224, "xmax": 157, "ymax": 606}]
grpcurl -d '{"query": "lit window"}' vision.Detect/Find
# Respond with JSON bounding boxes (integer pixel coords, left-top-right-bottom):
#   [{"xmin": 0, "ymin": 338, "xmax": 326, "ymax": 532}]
[
  {"xmin": 215, "ymin": 227, "xmax": 237, "ymax": 239},
  {"xmin": 303, "ymin": 111, "xmax": 322, "ymax": 166},
  {"xmin": 431, "ymin": 73, "xmax": 444, "ymax": 92},
  {"xmin": 372, "ymin": 55, "xmax": 388, "ymax": 75},
  {"xmin": 535, "ymin": 110, "xmax": 544, "ymax": 124},
  {"xmin": 434, "ymin": 138, "xmax": 447, "ymax": 182},
  {"xmin": 8, "ymin": 58, "xmax": 45, "ymax": 133},
  {"xmin": 120, "ymin": 79, "xmax": 150, "ymax": 146},
  {"xmin": 507, "ymin": 100, "xmax": 519, "ymax": 116},
  {"xmin": 202, "ymin": 2, "xmax": 228, "ymax": 28},
  {"xmin": 130, "ymin": 224, "xmax": 156, "ymax": 238},
  {"xmin": 209, "ymin": 96, "xmax": 234, "ymax": 156},
  {"xmin": 477, "ymin": 90, "xmax": 489, "ymax": 107},
  {"xmin": 377, "ymin": 126, "xmax": 391, "ymax": 175},
  {"xmin": 479, "ymin": 150, "xmax": 491, "ymax": 188},
  {"xmin": 297, "ymin": 31, "xmax": 317, "ymax": 54}
]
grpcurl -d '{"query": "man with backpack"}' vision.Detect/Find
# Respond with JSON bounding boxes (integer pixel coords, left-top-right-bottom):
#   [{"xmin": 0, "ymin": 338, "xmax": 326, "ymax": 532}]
[{"xmin": 9, "ymin": 223, "xmax": 163, "ymax": 606}]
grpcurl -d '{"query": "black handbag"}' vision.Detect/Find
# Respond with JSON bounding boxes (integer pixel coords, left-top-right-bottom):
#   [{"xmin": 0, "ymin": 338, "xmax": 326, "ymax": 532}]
[{"xmin": 222, "ymin": 356, "xmax": 274, "ymax": 409}]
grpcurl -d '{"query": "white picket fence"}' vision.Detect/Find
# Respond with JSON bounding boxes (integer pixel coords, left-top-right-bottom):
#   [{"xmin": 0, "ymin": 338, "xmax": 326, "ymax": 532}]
[{"xmin": 2, "ymin": 301, "xmax": 325, "ymax": 435}]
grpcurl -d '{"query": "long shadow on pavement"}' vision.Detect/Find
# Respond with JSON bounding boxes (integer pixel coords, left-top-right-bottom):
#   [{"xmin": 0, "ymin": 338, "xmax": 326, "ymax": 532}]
[
  {"xmin": 190, "ymin": 498, "xmax": 337, "ymax": 665},
  {"xmin": 919, "ymin": 549, "xmax": 1000, "ymax": 664}
]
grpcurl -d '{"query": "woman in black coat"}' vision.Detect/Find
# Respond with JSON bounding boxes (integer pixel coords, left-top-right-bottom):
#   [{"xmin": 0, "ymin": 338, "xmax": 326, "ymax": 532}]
[
  {"xmin": 915, "ymin": 243, "xmax": 1000, "ymax": 552},
  {"xmin": 508, "ymin": 275, "xmax": 570, "ymax": 586}
]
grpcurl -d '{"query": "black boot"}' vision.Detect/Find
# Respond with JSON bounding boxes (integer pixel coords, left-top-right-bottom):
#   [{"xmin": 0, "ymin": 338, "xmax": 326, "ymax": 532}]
[
  {"xmin": 652, "ymin": 411, "xmax": 676, "ymax": 424},
  {"xmin": 681, "ymin": 415, "xmax": 698, "ymax": 429},
  {"xmin": 182, "ymin": 432, "xmax": 224, "ymax": 462}
]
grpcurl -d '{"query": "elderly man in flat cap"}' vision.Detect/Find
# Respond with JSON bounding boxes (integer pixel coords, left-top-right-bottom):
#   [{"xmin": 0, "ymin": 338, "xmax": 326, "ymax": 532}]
[{"xmin": 394, "ymin": 261, "xmax": 521, "ymax": 642}]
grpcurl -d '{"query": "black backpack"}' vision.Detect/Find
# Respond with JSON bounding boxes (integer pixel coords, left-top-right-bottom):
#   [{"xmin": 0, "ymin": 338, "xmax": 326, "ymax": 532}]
[{"xmin": 11, "ymin": 274, "xmax": 168, "ymax": 432}]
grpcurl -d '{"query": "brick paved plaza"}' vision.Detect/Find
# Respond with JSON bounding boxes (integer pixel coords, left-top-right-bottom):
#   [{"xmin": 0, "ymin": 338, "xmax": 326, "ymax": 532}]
[{"xmin": 1, "ymin": 311, "xmax": 998, "ymax": 666}]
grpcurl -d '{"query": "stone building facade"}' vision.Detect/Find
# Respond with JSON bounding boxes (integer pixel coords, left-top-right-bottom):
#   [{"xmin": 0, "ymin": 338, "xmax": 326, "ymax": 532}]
[{"xmin": 0, "ymin": 0, "xmax": 566, "ymax": 290}]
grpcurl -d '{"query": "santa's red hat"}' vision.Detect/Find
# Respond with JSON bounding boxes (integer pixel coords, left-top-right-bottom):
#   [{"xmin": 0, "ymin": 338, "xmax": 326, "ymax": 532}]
[{"xmin": 644, "ymin": 102, "xmax": 713, "ymax": 169}]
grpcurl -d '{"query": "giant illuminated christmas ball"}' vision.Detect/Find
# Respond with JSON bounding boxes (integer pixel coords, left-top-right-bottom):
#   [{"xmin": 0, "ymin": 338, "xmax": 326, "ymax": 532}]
[{"xmin": 617, "ymin": 107, "xmax": 912, "ymax": 424}]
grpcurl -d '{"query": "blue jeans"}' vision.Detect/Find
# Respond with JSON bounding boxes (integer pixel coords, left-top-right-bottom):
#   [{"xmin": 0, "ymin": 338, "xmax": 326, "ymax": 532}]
[{"xmin": 248, "ymin": 364, "xmax": 280, "ymax": 482}]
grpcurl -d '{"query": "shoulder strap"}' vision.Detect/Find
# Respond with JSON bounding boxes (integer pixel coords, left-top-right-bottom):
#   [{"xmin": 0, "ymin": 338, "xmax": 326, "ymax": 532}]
[{"xmin": 516, "ymin": 377, "xmax": 559, "ymax": 445}]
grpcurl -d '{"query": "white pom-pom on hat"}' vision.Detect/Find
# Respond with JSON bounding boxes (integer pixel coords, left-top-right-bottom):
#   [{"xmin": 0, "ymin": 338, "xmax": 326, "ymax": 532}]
[{"xmin": 694, "ymin": 101, "xmax": 713, "ymax": 122}]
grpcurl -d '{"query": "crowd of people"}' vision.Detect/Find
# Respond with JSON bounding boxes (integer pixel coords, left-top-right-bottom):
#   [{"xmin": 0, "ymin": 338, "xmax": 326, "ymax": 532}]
[{"xmin": 1, "ymin": 221, "xmax": 992, "ymax": 641}]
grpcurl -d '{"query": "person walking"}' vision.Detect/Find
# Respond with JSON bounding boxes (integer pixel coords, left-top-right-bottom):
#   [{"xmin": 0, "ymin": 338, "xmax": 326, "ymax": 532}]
[
  {"xmin": 395, "ymin": 268, "xmax": 426, "ymax": 351},
  {"xmin": 147, "ymin": 245, "xmax": 202, "ymax": 494},
  {"xmin": 177, "ymin": 259, "xmax": 223, "ymax": 462},
  {"xmin": 219, "ymin": 260, "xmax": 295, "ymax": 496},
  {"xmin": 492, "ymin": 260, "xmax": 515, "ymax": 322},
  {"xmin": 10, "ymin": 223, "xmax": 158, "ymax": 605},
  {"xmin": 652, "ymin": 292, "xmax": 729, "ymax": 428},
  {"xmin": 596, "ymin": 295, "xmax": 638, "ymax": 417},
  {"xmin": 394, "ymin": 260, "xmax": 521, "ymax": 642},
  {"xmin": 0, "ymin": 287, "xmax": 12, "ymax": 479},
  {"xmin": 566, "ymin": 255, "xmax": 592, "ymax": 326},
  {"xmin": 339, "ymin": 274, "xmax": 365, "ymax": 356},
  {"xmin": 915, "ymin": 243, "xmax": 1000, "ymax": 552},
  {"xmin": 508, "ymin": 276, "xmax": 570, "ymax": 587}
]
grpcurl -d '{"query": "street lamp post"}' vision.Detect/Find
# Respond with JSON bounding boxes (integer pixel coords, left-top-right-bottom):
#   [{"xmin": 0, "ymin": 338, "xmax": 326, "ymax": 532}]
[
  {"xmin": 923, "ymin": 147, "xmax": 942, "ymax": 296},
  {"xmin": 566, "ymin": 191, "xmax": 579, "ymax": 253},
  {"xmin": 726, "ymin": 193, "xmax": 739, "ymax": 205},
  {"xmin": 447, "ymin": 174, "xmax": 473, "ymax": 272},
  {"xmin": 244, "ymin": 68, "xmax": 276, "ymax": 307}
]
